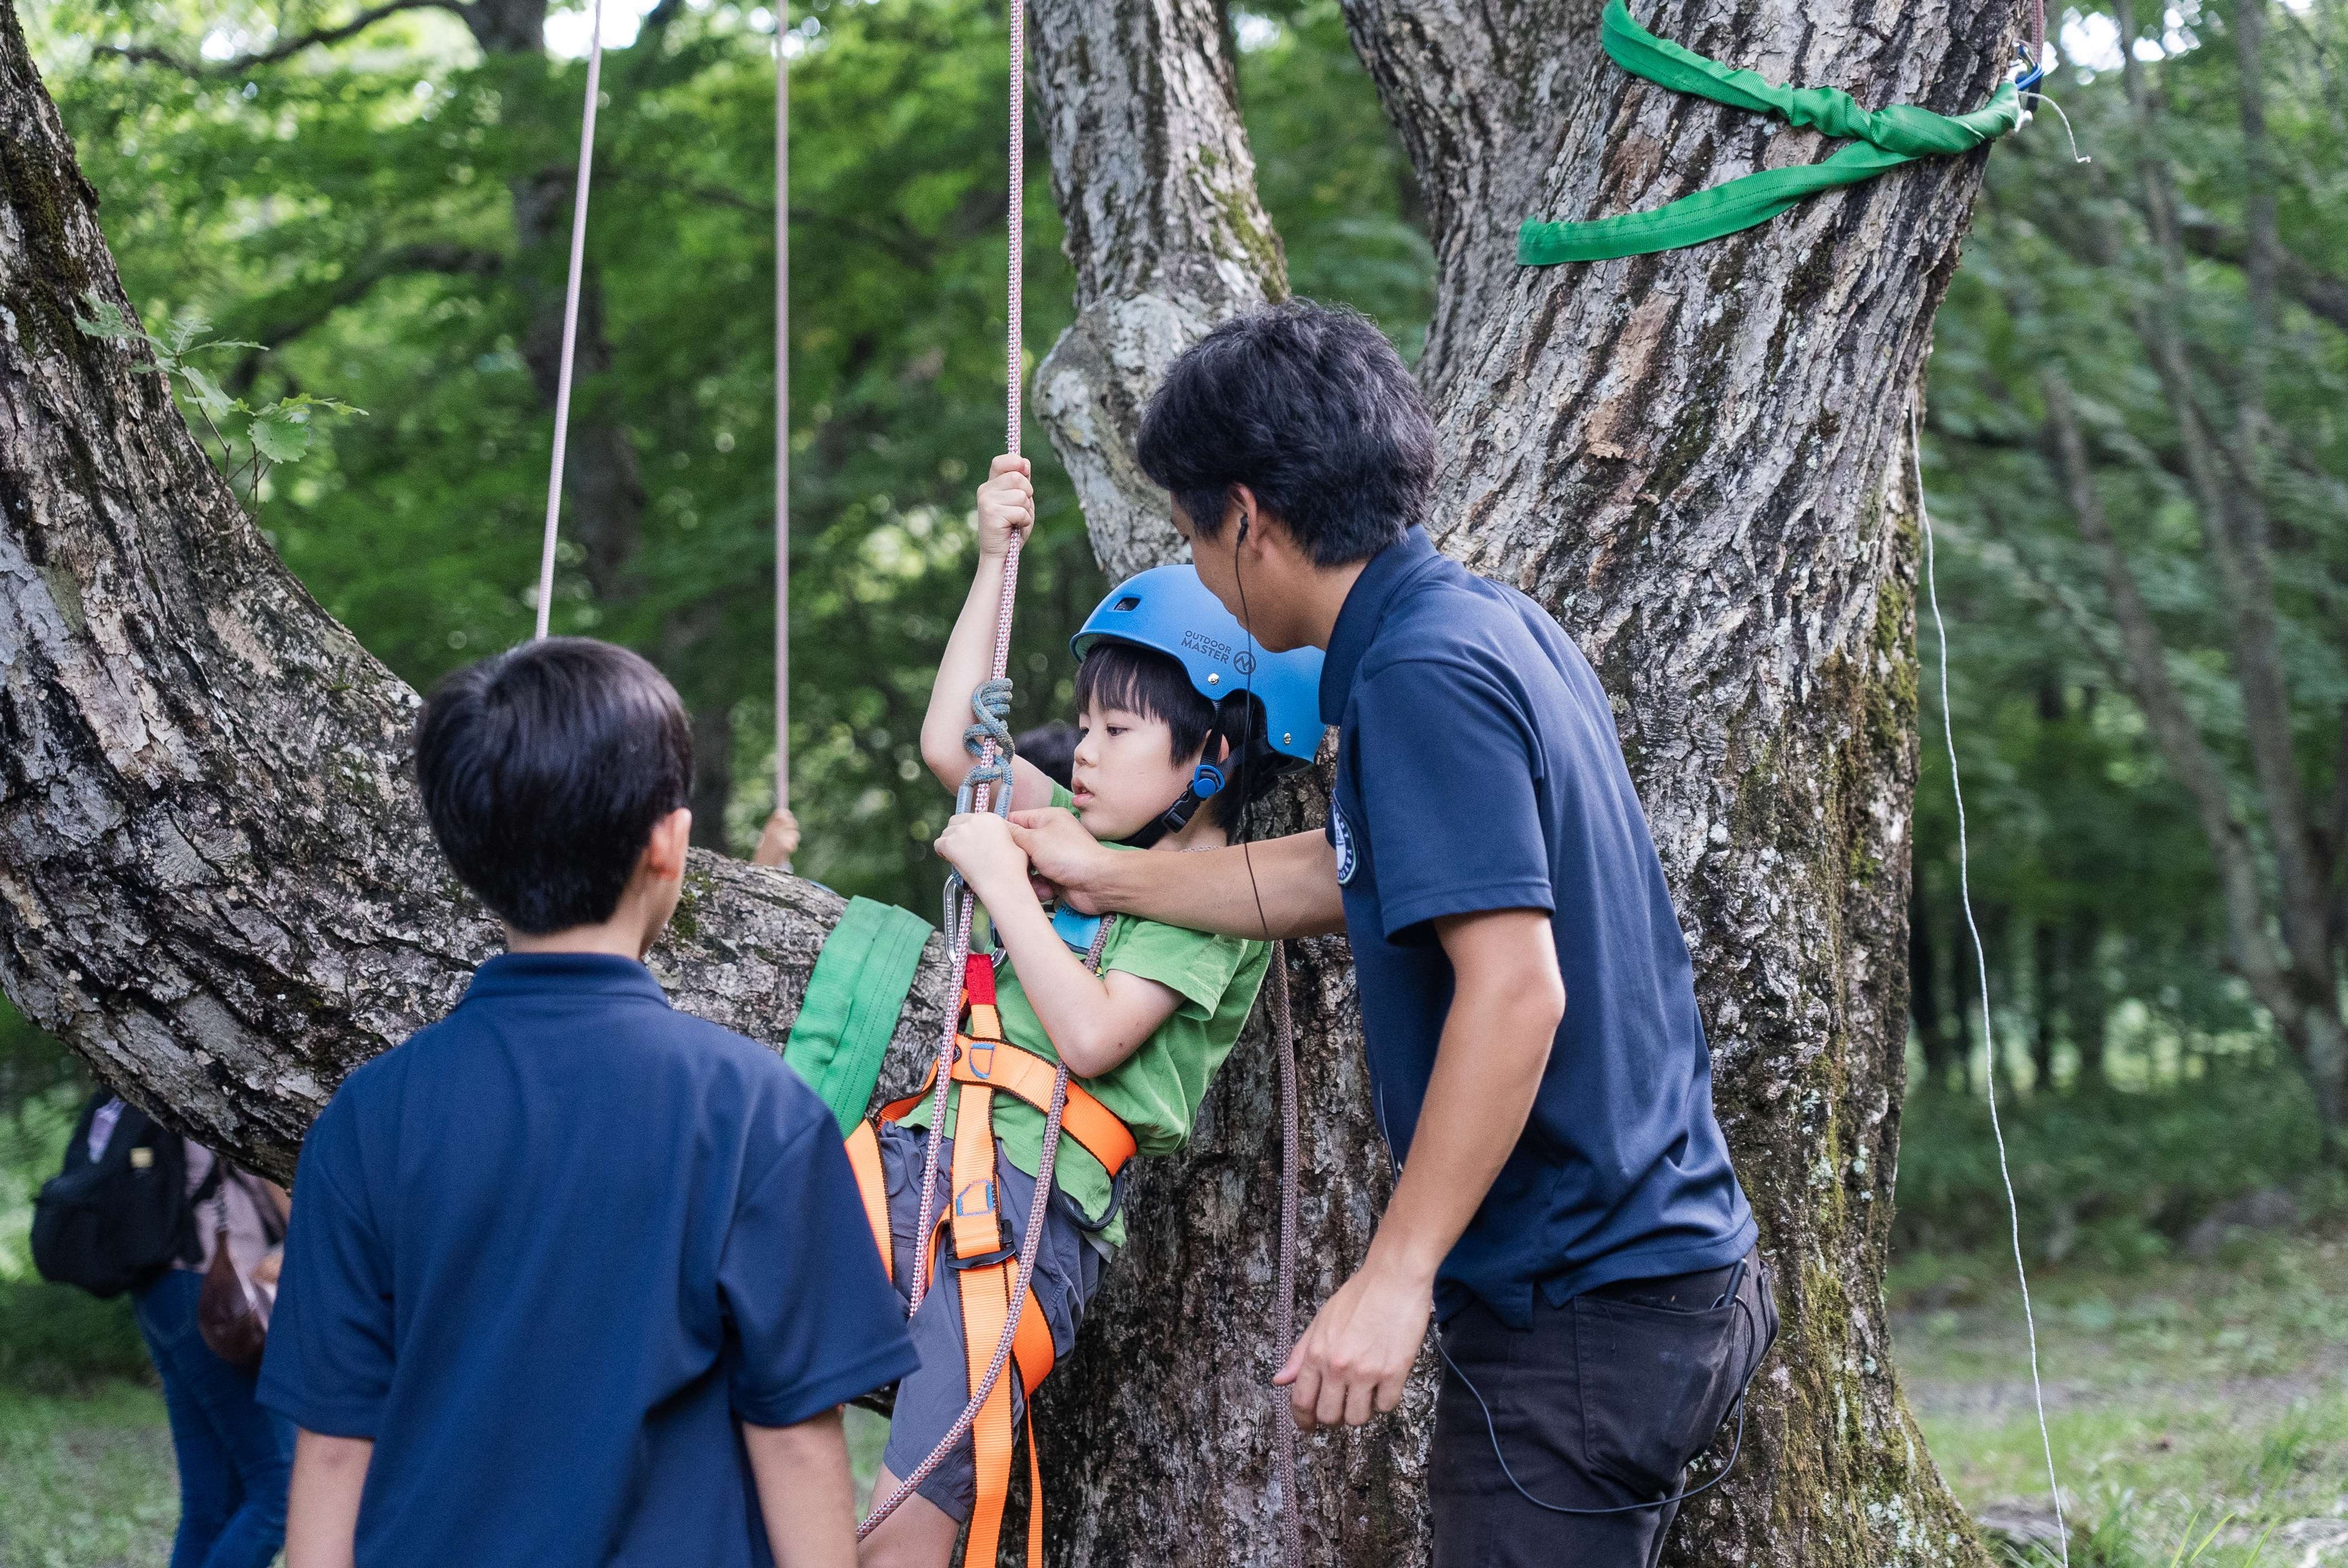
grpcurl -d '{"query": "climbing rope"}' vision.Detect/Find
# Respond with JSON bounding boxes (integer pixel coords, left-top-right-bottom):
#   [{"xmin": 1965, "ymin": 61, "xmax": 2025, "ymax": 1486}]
[
  {"xmin": 858, "ymin": 0, "xmax": 1037, "ymax": 1539},
  {"xmin": 533, "ymin": 0, "xmax": 606, "ymax": 640},
  {"xmin": 1268, "ymin": 946, "xmax": 1303, "ymax": 1568},
  {"xmin": 904, "ymin": 0, "xmax": 1030, "ymax": 1312},
  {"xmin": 1914, "ymin": 406, "xmax": 2067, "ymax": 1564}
]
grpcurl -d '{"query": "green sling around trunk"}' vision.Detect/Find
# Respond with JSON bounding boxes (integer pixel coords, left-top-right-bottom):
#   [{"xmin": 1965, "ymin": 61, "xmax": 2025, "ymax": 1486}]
[
  {"xmin": 783, "ymin": 896, "xmax": 935, "ymax": 1136},
  {"xmin": 1519, "ymin": 0, "xmax": 2022, "ymax": 265}
]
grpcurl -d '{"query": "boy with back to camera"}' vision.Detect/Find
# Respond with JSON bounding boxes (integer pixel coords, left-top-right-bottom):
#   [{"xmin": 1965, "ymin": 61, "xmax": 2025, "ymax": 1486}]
[
  {"xmin": 261, "ymin": 638, "xmax": 917, "ymax": 1568},
  {"xmin": 849, "ymin": 456, "xmax": 1326, "ymax": 1567}
]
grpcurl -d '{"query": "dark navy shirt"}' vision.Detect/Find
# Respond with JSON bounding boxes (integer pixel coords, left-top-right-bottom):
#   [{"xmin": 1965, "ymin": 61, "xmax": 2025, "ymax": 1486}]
[
  {"xmin": 259, "ymin": 953, "xmax": 916, "ymax": 1567},
  {"xmin": 1322, "ymin": 528, "xmax": 1754, "ymax": 1327}
]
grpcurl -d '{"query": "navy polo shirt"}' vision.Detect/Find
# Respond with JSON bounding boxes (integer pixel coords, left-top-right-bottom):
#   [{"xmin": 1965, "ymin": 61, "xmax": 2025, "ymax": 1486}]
[
  {"xmin": 1322, "ymin": 528, "xmax": 1754, "ymax": 1327},
  {"xmin": 259, "ymin": 953, "xmax": 916, "ymax": 1567}
]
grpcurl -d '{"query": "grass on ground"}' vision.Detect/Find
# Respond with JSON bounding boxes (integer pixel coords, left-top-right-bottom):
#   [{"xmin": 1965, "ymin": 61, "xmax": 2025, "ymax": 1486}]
[
  {"xmin": 0, "ymin": 1379, "xmax": 175, "ymax": 1568},
  {"xmin": 4, "ymin": 1235, "xmax": 2340, "ymax": 1567},
  {"xmin": 1894, "ymin": 1229, "xmax": 2348, "ymax": 1566}
]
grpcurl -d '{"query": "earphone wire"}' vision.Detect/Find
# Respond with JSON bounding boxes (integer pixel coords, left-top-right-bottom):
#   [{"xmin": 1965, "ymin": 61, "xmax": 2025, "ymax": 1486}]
[{"xmin": 1228, "ymin": 518, "xmax": 1278, "ymax": 946}]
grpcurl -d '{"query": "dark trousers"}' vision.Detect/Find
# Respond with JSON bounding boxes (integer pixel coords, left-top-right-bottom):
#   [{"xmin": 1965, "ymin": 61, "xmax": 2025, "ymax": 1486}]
[
  {"xmin": 132, "ymin": 1268, "xmax": 296, "ymax": 1568},
  {"xmin": 1430, "ymin": 1249, "xmax": 1778, "ymax": 1568}
]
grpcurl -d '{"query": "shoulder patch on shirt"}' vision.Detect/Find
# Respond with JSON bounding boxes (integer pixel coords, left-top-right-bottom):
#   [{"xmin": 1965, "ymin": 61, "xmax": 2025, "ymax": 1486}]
[{"xmin": 1330, "ymin": 802, "xmax": 1358, "ymax": 885}]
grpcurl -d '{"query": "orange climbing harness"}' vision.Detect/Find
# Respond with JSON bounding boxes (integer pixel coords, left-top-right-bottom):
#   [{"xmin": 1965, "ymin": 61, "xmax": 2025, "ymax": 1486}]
[{"xmin": 846, "ymin": 949, "xmax": 1135, "ymax": 1563}]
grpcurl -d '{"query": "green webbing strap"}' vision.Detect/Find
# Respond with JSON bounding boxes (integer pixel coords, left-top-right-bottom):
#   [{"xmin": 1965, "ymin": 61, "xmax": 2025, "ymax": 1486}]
[
  {"xmin": 784, "ymin": 896, "xmax": 934, "ymax": 1136},
  {"xmin": 1518, "ymin": 0, "xmax": 2021, "ymax": 264}
]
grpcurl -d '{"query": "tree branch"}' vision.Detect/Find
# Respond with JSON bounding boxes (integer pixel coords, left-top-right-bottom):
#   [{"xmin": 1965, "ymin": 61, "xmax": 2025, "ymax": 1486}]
[
  {"xmin": 224, "ymin": 242, "xmax": 505, "ymax": 394},
  {"xmin": 1, "ymin": 16, "xmax": 952, "ymax": 1180},
  {"xmin": 1027, "ymin": 0, "xmax": 1285, "ymax": 580},
  {"xmin": 2041, "ymin": 365, "xmax": 2296, "ymax": 1024},
  {"xmin": 2180, "ymin": 215, "xmax": 2348, "ymax": 337},
  {"xmin": 93, "ymin": 0, "xmax": 465, "ymax": 76}
]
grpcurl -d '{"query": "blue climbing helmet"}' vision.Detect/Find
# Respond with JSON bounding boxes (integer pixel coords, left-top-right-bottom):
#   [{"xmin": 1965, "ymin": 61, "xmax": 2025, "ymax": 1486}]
[
  {"xmin": 1069, "ymin": 565, "xmax": 1326, "ymax": 847},
  {"xmin": 1070, "ymin": 565, "xmax": 1326, "ymax": 764}
]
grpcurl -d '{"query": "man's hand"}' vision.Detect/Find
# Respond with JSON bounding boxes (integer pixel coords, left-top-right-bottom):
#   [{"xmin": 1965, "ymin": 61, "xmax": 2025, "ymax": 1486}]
[
  {"xmin": 934, "ymin": 812, "xmax": 1031, "ymax": 900},
  {"xmin": 1007, "ymin": 808, "xmax": 1113, "ymax": 914},
  {"xmin": 751, "ymin": 807, "xmax": 801, "ymax": 869},
  {"xmin": 1275, "ymin": 909, "xmax": 1562, "ymax": 1433},
  {"xmin": 1274, "ymin": 1257, "xmax": 1432, "ymax": 1431}
]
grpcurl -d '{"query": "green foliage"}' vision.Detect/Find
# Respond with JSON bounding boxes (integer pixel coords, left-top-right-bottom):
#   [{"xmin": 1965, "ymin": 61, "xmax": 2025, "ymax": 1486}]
[
  {"xmin": 0, "ymin": 1284, "xmax": 151, "ymax": 1394},
  {"xmin": 1894, "ymin": 1062, "xmax": 2336, "ymax": 1263},
  {"xmin": 1915, "ymin": 1, "xmax": 2348, "ymax": 1102},
  {"xmin": 25, "ymin": 0, "xmax": 1432, "ymax": 913},
  {"xmin": 72, "ymin": 290, "xmax": 359, "ymax": 501}
]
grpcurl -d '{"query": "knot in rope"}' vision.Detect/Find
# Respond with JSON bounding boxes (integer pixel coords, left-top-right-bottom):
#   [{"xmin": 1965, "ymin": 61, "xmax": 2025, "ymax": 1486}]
[{"xmin": 955, "ymin": 675, "xmax": 1017, "ymax": 818}]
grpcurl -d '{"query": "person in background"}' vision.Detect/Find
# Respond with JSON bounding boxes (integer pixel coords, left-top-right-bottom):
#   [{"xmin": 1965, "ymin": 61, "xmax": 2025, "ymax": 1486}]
[
  {"xmin": 1012, "ymin": 722, "xmax": 1078, "ymax": 789},
  {"xmin": 123, "ymin": 1114, "xmax": 295, "ymax": 1568},
  {"xmin": 753, "ymin": 806, "xmax": 802, "ymax": 869}
]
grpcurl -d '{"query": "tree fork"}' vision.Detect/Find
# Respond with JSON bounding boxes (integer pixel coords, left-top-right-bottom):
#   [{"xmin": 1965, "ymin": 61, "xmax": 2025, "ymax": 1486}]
[
  {"xmin": 1025, "ymin": 0, "xmax": 2018, "ymax": 1563},
  {"xmin": 5, "ymin": 0, "xmax": 2019, "ymax": 1560}
]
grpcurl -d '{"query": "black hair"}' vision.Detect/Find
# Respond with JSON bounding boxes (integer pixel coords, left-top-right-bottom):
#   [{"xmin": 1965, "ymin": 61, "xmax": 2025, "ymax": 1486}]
[
  {"xmin": 1134, "ymin": 299, "xmax": 1436, "ymax": 566},
  {"xmin": 415, "ymin": 637, "xmax": 694, "ymax": 935},
  {"xmin": 1014, "ymin": 722, "xmax": 1079, "ymax": 789},
  {"xmin": 1072, "ymin": 641, "xmax": 1275, "ymax": 831}
]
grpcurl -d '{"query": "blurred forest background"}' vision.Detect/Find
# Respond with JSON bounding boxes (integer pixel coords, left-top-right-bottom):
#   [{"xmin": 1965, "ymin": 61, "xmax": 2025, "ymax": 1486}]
[{"xmin": 3, "ymin": 0, "xmax": 2346, "ymax": 1561}]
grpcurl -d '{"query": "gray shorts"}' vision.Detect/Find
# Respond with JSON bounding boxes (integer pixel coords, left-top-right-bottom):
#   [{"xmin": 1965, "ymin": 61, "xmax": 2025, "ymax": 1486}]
[{"xmin": 873, "ymin": 1121, "xmax": 1105, "ymax": 1523}]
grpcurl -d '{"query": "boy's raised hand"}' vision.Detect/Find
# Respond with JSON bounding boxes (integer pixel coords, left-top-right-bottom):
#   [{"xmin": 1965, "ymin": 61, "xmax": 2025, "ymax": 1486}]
[{"xmin": 974, "ymin": 454, "xmax": 1035, "ymax": 557}]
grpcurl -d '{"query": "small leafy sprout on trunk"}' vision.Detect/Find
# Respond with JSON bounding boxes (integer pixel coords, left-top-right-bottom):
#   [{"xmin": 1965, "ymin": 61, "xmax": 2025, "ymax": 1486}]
[{"xmin": 74, "ymin": 291, "xmax": 362, "ymax": 508}]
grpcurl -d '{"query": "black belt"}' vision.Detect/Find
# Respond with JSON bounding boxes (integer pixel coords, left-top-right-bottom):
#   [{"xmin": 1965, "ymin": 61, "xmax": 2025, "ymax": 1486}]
[{"xmin": 1585, "ymin": 1253, "xmax": 1746, "ymax": 1311}]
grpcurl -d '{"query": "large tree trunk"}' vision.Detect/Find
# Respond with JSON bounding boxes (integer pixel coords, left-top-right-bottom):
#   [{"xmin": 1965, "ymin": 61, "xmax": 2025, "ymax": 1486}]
[
  {"xmin": 4, "ymin": 0, "xmax": 2012, "ymax": 1561},
  {"xmin": 1027, "ymin": 1, "xmax": 2014, "ymax": 1564}
]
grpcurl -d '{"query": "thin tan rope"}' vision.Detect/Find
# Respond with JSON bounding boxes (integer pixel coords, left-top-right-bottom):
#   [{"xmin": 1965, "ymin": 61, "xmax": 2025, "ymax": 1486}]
[{"xmin": 533, "ymin": 0, "xmax": 606, "ymax": 641}]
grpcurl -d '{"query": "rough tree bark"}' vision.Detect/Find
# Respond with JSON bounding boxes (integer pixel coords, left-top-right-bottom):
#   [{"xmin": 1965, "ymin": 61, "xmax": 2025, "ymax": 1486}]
[
  {"xmin": 4, "ymin": 0, "xmax": 2020, "ymax": 1561},
  {"xmin": 1026, "ymin": 1, "xmax": 2020, "ymax": 1564}
]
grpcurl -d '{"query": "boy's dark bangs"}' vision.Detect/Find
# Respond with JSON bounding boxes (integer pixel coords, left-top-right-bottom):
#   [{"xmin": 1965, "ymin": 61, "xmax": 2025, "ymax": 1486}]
[{"xmin": 1073, "ymin": 641, "xmax": 1212, "ymax": 748}]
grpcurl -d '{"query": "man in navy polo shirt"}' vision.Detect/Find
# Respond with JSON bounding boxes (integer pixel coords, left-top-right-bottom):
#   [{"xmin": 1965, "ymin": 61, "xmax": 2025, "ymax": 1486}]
[
  {"xmin": 261, "ymin": 639, "xmax": 916, "ymax": 1568},
  {"xmin": 1011, "ymin": 302, "xmax": 1774, "ymax": 1566}
]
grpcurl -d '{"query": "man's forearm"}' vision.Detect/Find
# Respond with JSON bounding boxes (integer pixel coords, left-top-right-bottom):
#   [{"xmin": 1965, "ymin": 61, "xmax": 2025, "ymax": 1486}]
[
  {"xmin": 1097, "ymin": 829, "xmax": 1346, "ymax": 939},
  {"xmin": 1367, "ymin": 911, "xmax": 1562, "ymax": 1282}
]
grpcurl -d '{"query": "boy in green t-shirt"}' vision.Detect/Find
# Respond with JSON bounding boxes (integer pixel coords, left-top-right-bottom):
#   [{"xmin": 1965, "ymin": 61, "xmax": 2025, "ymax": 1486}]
[{"xmin": 859, "ymin": 455, "xmax": 1325, "ymax": 1567}]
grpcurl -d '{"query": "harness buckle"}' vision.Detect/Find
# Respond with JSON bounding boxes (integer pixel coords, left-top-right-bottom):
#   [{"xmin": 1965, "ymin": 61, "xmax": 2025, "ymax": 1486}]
[
  {"xmin": 947, "ymin": 1241, "xmax": 1019, "ymax": 1271},
  {"xmin": 1058, "ymin": 1165, "xmax": 1128, "ymax": 1236}
]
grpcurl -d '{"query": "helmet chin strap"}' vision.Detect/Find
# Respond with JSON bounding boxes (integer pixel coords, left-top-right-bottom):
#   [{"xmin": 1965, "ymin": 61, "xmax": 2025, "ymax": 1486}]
[
  {"xmin": 1117, "ymin": 728, "xmax": 1285, "ymax": 849},
  {"xmin": 1118, "ymin": 760, "xmax": 1227, "ymax": 850}
]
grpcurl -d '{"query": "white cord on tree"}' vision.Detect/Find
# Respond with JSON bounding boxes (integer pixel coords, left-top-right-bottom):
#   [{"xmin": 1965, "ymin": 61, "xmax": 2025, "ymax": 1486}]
[
  {"xmin": 1913, "ymin": 405, "xmax": 2069, "ymax": 1566},
  {"xmin": 534, "ymin": 0, "xmax": 606, "ymax": 642}
]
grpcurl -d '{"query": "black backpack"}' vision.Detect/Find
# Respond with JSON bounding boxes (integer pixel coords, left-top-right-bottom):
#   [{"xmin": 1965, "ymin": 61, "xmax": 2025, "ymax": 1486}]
[{"xmin": 31, "ymin": 1094, "xmax": 220, "ymax": 1299}]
